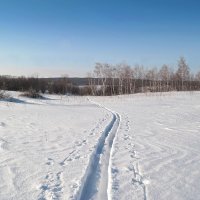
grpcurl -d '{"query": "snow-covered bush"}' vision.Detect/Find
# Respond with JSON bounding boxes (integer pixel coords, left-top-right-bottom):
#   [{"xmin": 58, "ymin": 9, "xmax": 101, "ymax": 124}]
[
  {"xmin": 21, "ymin": 88, "xmax": 43, "ymax": 99},
  {"xmin": 0, "ymin": 90, "xmax": 10, "ymax": 99}
]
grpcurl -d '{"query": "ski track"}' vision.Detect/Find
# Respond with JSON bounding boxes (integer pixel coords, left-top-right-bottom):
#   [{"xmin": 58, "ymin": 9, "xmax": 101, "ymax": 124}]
[
  {"xmin": 37, "ymin": 99, "xmax": 112, "ymax": 200},
  {"xmin": 37, "ymin": 98, "xmax": 147, "ymax": 200},
  {"xmin": 74, "ymin": 99, "xmax": 120, "ymax": 200}
]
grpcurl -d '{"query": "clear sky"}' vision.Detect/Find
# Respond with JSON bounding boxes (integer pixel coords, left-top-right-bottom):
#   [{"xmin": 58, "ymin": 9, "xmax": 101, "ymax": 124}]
[{"xmin": 0, "ymin": 0, "xmax": 200, "ymax": 77}]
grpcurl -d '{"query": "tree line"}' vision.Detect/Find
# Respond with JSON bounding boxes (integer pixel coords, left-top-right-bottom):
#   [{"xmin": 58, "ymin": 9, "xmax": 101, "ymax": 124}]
[
  {"xmin": 0, "ymin": 57, "xmax": 200, "ymax": 96},
  {"xmin": 88, "ymin": 57, "xmax": 200, "ymax": 96},
  {"xmin": 0, "ymin": 76, "xmax": 89, "ymax": 95}
]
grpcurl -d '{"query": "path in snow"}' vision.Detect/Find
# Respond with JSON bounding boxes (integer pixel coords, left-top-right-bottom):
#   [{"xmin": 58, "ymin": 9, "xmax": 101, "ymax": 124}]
[{"xmin": 75, "ymin": 99, "xmax": 120, "ymax": 200}]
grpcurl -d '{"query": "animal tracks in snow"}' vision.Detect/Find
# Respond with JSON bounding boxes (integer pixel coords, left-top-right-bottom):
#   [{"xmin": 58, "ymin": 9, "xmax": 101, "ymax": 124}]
[
  {"xmin": 0, "ymin": 139, "xmax": 9, "ymax": 151},
  {"xmin": 38, "ymin": 109, "xmax": 112, "ymax": 200},
  {"xmin": 107, "ymin": 114, "xmax": 148, "ymax": 200},
  {"xmin": 0, "ymin": 122, "xmax": 6, "ymax": 128},
  {"xmin": 39, "ymin": 171, "xmax": 63, "ymax": 200},
  {"xmin": 46, "ymin": 158, "xmax": 54, "ymax": 166}
]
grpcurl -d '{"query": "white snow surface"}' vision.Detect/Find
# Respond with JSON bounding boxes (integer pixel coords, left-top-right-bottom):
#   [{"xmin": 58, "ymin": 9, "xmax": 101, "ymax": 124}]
[
  {"xmin": 91, "ymin": 92, "xmax": 200, "ymax": 200},
  {"xmin": 0, "ymin": 91, "xmax": 200, "ymax": 200}
]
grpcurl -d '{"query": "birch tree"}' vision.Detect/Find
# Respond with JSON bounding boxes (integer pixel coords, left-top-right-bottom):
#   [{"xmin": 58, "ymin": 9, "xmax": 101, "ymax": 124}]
[
  {"xmin": 176, "ymin": 57, "xmax": 190, "ymax": 91},
  {"xmin": 159, "ymin": 65, "xmax": 170, "ymax": 91}
]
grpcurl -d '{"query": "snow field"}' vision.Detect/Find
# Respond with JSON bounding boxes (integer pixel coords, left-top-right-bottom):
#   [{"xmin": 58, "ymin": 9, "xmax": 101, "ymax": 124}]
[
  {"xmin": 0, "ymin": 93, "xmax": 113, "ymax": 200},
  {"xmin": 92, "ymin": 92, "xmax": 200, "ymax": 200},
  {"xmin": 0, "ymin": 91, "xmax": 200, "ymax": 200}
]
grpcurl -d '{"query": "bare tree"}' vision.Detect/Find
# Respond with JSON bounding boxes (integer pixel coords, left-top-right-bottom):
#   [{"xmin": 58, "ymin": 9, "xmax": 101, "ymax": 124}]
[
  {"xmin": 94, "ymin": 63, "xmax": 105, "ymax": 95},
  {"xmin": 111, "ymin": 67, "xmax": 117, "ymax": 95},
  {"xmin": 87, "ymin": 72, "xmax": 96, "ymax": 95},
  {"xmin": 159, "ymin": 64, "xmax": 170, "ymax": 91},
  {"xmin": 146, "ymin": 68, "xmax": 158, "ymax": 92},
  {"xmin": 120, "ymin": 64, "xmax": 133, "ymax": 94},
  {"xmin": 116, "ymin": 64, "xmax": 124, "ymax": 95},
  {"xmin": 195, "ymin": 71, "xmax": 200, "ymax": 81},
  {"xmin": 176, "ymin": 57, "xmax": 190, "ymax": 91},
  {"xmin": 196, "ymin": 71, "xmax": 200, "ymax": 90},
  {"xmin": 134, "ymin": 65, "xmax": 145, "ymax": 92}
]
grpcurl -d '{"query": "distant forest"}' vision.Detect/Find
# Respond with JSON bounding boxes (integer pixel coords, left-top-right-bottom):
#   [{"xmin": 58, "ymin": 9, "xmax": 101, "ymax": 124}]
[{"xmin": 1, "ymin": 57, "xmax": 200, "ymax": 96}]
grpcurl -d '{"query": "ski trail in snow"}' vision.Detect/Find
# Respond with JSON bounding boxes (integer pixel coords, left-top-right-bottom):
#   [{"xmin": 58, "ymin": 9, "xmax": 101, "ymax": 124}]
[{"xmin": 75, "ymin": 98, "xmax": 120, "ymax": 200}]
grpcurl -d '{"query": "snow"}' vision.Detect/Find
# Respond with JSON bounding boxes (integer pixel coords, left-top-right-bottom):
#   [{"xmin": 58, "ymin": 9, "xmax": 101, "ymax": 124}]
[
  {"xmin": 0, "ymin": 93, "xmax": 112, "ymax": 200},
  {"xmin": 91, "ymin": 92, "xmax": 200, "ymax": 200},
  {"xmin": 0, "ymin": 91, "xmax": 200, "ymax": 200}
]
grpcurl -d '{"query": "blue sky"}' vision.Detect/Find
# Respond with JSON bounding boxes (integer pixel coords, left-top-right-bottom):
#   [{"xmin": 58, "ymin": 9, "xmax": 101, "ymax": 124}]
[{"xmin": 0, "ymin": 0, "xmax": 200, "ymax": 77}]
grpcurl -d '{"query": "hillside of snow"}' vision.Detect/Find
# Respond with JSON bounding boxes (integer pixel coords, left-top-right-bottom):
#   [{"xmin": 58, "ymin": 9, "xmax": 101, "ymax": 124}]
[{"xmin": 0, "ymin": 91, "xmax": 200, "ymax": 200}]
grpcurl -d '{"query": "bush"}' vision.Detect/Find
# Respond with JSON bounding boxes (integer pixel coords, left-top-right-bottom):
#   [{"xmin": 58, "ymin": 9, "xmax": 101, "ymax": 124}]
[
  {"xmin": 21, "ymin": 88, "xmax": 43, "ymax": 99},
  {"xmin": 0, "ymin": 90, "xmax": 10, "ymax": 99}
]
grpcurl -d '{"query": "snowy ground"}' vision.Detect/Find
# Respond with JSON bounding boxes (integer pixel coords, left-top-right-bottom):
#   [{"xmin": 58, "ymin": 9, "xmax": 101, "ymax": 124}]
[{"xmin": 0, "ymin": 91, "xmax": 200, "ymax": 200}]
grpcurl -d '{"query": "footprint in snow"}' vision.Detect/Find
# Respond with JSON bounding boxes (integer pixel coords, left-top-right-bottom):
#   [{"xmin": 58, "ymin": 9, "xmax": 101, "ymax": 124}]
[
  {"xmin": 75, "ymin": 139, "xmax": 87, "ymax": 147},
  {"xmin": 46, "ymin": 158, "xmax": 54, "ymax": 165},
  {"xmin": 123, "ymin": 135, "xmax": 129, "ymax": 140},
  {"xmin": 0, "ymin": 122, "xmax": 6, "ymax": 127},
  {"xmin": 74, "ymin": 155, "xmax": 80, "ymax": 160}
]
